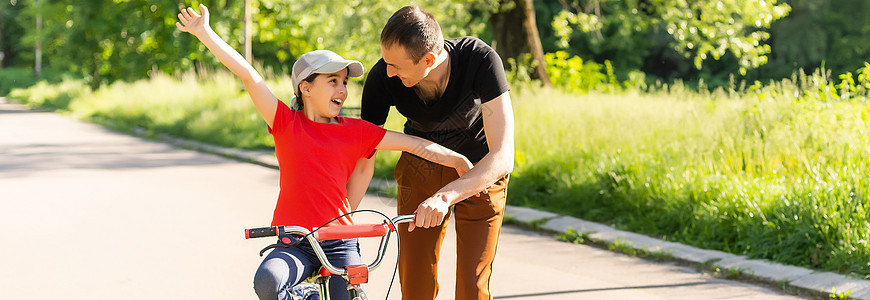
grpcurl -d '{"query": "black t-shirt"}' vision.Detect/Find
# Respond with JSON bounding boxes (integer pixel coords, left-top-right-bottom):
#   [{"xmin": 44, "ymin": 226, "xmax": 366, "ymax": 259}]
[{"xmin": 361, "ymin": 36, "xmax": 510, "ymax": 163}]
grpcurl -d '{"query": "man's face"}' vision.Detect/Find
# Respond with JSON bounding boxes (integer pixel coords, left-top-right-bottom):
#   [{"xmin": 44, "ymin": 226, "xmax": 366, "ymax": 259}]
[{"xmin": 380, "ymin": 44, "xmax": 430, "ymax": 87}]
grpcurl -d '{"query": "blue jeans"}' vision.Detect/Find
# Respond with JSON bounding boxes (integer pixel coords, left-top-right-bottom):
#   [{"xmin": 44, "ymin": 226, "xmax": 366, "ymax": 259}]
[{"xmin": 253, "ymin": 238, "xmax": 361, "ymax": 300}]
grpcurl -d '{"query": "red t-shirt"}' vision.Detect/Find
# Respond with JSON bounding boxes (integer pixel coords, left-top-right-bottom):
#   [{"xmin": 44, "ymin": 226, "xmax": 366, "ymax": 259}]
[{"xmin": 269, "ymin": 100, "xmax": 387, "ymax": 229}]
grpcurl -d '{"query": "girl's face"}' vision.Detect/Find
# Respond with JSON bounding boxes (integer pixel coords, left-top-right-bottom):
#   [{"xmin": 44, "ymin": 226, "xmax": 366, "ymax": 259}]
[{"xmin": 299, "ymin": 68, "xmax": 349, "ymax": 123}]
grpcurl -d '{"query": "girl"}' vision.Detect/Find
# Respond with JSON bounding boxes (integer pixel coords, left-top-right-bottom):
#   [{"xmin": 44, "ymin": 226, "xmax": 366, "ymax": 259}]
[{"xmin": 176, "ymin": 5, "xmax": 473, "ymax": 300}]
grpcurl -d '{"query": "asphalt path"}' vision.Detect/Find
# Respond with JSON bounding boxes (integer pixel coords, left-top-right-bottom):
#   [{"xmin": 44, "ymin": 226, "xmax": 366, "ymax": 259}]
[{"xmin": 0, "ymin": 98, "xmax": 802, "ymax": 299}]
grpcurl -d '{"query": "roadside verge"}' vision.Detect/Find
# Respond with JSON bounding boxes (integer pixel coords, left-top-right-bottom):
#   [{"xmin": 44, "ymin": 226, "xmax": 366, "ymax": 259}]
[{"xmin": 139, "ymin": 128, "xmax": 870, "ymax": 300}]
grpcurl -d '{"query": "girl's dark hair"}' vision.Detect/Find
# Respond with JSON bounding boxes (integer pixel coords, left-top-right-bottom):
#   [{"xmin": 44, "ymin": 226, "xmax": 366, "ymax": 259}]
[
  {"xmin": 293, "ymin": 73, "xmax": 320, "ymax": 109},
  {"xmin": 380, "ymin": 6, "xmax": 443, "ymax": 62}
]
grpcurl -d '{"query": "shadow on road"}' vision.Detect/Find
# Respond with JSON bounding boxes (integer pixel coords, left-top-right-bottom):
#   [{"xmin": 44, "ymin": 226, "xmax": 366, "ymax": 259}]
[
  {"xmin": 494, "ymin": 281, "xmax": 712, "ymax": 299},
  {"xmin": 0, "ymin": 140, "xmax": 230, "ymax": 178}
]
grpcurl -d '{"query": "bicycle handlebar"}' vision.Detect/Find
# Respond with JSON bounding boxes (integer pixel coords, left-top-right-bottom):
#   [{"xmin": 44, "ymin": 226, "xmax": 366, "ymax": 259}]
[
  {"xmin": 245, "ymin": 226, "xmax": 279, "ymax": 239},
  {"xmin": 244, "ymin": 214, "xmax": 416, "ymax": 276}
]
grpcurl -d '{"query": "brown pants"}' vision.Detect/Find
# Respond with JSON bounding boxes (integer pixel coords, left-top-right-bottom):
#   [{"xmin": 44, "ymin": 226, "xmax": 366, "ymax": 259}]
[{"xmin": 394, "ymin": 152, "xmax": 509, "ymax": 300}]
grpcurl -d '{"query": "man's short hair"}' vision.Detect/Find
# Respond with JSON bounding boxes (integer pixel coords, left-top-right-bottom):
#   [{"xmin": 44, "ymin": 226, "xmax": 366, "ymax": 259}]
[{"xmin": 380, "ymin": 6, "xmax": 443, "ymax": 63}]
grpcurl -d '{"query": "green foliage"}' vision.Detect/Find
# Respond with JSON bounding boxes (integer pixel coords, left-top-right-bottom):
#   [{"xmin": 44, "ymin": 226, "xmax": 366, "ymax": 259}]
[
  {"xmin": 506, "ymin": 51, "xmax": 631, "ymax": 93},
  {"xmin": 548, "ymin": 0, "xmax": 790, "ymax": 76},
  {"xmin": 547, "ymin": 0, "xmax": 656, "ymax": 73},
  {"xmin": 3, "ymin": 0, "xmax": 494, "ymax": 89},
  {"xmin": 745, "ymin": 63, "xmax": 870, "ymax": 103},
  {"xmin": 0, "ymin": 0, "xmax": 27, "ymax": 68},
  {"xmin": 709, "ymin": 265, "xmax": 746, "ymax": 279},
  {"xmin": 543, "ymin": 51, "xmax": 609, "ymax": 93},
  {"xmin": 551, "ymin": 9, "xmax": 601, "ymax": 48},
  {"xmin": 758, "ymin": 0, "xmax": 870, "ymax": 80},
  {"xmin": 0, "ymin": 68, "xmax": 37, "ymax": 96},
  {"xmin": 827, "ymin": 287, "xmax": 852, "ymax": 299},
  {"xmin": 530, "ymin": 51, "xmax": 646, "ymax": 93},
  {"xmin": 257, "ymin": 0, "xmax": 492, "ymax": 69},
  {"xmin": 8, "ymin": 77, "xmax": 90, "ymax": 110},
  {"xmin": 660, "ymin": 0, "xmax": 790, "ymax": 75},
  {"xmin": 3, "ymin": 0, "xmax": 867, "ymax": 94},
  {"xmin": 556, "ymin": 228, "xmax": 589, "ymax": 244}
]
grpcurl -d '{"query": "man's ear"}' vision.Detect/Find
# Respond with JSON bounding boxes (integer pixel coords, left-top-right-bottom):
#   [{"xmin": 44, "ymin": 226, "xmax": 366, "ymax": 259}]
[{"xmin": 422, "ymin": 51, "xmax": 437, "ymax": 68}]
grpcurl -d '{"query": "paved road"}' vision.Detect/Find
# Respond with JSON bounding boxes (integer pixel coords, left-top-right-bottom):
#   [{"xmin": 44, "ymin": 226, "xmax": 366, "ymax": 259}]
[{"xmin": 0, "ymin": 98, "xmax": 802, "ymax": 299}]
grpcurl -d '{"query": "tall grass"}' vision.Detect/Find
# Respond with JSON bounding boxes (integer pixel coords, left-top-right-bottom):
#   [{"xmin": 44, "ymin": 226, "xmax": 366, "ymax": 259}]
[{"xmin": 510, "ymin": 85, "xmax": 870, "ymax": 278}]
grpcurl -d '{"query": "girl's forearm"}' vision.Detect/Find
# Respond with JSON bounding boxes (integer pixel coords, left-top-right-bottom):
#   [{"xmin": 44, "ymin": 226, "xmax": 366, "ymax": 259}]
[{"xmin": 410, "ymin": 141, "xmax": 466, "ymax": 170}]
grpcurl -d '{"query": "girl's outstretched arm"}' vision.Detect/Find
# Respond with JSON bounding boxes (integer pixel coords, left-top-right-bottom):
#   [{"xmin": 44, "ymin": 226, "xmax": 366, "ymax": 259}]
[
  {"xmin": 176, "ymin": 4, "xmax": 278, "ymax": 127},
  {"xmin": 375, "ymin": 131, "xmax": 473, "ymax": 176}
]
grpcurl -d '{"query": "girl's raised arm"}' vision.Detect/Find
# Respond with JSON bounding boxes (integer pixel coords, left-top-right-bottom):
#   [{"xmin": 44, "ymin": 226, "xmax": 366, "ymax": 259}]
[{"xmin": 176, "ymin": 4, "xmax": 278, "ymax": 128}]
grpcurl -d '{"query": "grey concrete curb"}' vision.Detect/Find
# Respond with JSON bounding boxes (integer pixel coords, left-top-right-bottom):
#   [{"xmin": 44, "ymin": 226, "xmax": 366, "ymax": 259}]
[
  {"xmin": 149, "ymin": 133, "xmax": 870, "ymax": 300},
  {"xmin": 503, "ymin": 208, "xmax": 870, "ymax": 300}
]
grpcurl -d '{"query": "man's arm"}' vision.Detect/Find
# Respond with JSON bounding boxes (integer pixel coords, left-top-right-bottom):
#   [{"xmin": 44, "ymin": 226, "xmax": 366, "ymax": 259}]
[{"xmin": 410, "ymin": 91, "xmax": 515, "ymax": 230}]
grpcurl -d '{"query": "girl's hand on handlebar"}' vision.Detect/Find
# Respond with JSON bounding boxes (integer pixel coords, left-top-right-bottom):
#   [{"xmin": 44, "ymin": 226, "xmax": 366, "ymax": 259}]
[{"xmin": 408, "ymin": 195, "xmax": 450, "ymax": 232}]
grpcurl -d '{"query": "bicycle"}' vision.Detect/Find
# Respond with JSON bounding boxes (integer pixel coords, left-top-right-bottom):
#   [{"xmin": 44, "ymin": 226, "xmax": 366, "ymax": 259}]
[{"xmin": 245, "ymin": 212, "xmax": 415, "ymax": 300}]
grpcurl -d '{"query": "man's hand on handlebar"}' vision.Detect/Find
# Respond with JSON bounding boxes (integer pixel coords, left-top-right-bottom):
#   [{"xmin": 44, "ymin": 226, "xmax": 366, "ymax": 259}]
[{"xmin": 409, "ymin": 194, "xmax": 450, "ymax": 232}]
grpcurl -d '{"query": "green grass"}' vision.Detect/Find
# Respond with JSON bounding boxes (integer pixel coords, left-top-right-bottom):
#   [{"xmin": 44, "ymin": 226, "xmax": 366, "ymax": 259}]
[
  {"xmin": 509, "ymin": 85, "xmax": 870, "ymax": 279},
  {"xmin": 8, "ymin": 69, "xmax": 870, "ymax": 279},
  {"xmin": 0, "ymin": 67, "xmax": 70, "ymax": 97}
]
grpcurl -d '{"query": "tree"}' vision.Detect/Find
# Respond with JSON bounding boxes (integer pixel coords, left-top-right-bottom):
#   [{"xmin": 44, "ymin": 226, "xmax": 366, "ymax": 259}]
[
  {"xmin": 244, "ymin": 0, "xmax": 252, "ymax": 64},
  {"xmin": 0, "ymin": 0, "xmax": 26, "ymax": 68},
  {"xmin": 551, "ymin": 0, "xmax": 791, "ymax": 76},
  {"xmin": 756, "ymin": 0, "xmax": 870, "ymax": 80},
  {"xmin": 34, "ymin": 0, "xmax": 41, "ymax": 78},
  {"xmin": 490, "ymin": 0, "xmax": 552, "ymax": 85},
  {"xmin": 249, "ymin": 0, "xmax": 493, "ymax": 71},
  {"xmin": 4, "ymin": 0, "xmax": 494, "ymax": 87}
]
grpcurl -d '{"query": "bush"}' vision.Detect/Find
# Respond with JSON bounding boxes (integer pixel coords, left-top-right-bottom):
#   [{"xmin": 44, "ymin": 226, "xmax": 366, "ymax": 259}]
[
  {"xmin": 544, "ymin": 51, "xmax": 615, "ymax": 93},
  {"xmin": 0, "ymin": 68, "xmax": 71, "ymax": 97},
  {"xmin": 0, "ymin": 68, "xmax": 37, "ymax": 97},
  {"xmin": 8, "ymin": 78, "xmax": 90, "ymax": 110}
]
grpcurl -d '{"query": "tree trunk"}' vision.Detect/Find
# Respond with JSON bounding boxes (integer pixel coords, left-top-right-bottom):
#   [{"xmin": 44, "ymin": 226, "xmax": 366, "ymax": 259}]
[
  {"xmin": 243, "ymin": 0, "xmax": 252, "ymax": 65},
  {"xmin": 35, "ymin": 0, "xmax": 42, "ymax": 79},
  {"xmin": 0, "ymin": 11, "xmax": 4, "ymax": 69},
  {"xmin": 490, "ymin": 0, "xmax": 551, "ymax": 86}
]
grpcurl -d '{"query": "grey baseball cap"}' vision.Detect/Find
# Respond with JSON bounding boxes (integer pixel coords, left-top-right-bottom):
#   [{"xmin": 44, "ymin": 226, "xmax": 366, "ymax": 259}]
[{"xmin": 291, "ymin": 50, "xmax": 364, "ymax": 96}]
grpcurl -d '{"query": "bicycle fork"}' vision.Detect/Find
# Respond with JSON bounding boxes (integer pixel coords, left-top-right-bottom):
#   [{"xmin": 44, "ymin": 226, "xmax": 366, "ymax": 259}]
[{"xmin": 314, "ymin": 265, "xmax": 369, "ymax": 300}]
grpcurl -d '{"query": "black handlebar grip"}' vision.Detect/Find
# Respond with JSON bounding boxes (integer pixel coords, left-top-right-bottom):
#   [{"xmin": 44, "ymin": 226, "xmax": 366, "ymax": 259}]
[{"xmin": 246, "ymin": 227, "xmax": 278, "ymax": 239}]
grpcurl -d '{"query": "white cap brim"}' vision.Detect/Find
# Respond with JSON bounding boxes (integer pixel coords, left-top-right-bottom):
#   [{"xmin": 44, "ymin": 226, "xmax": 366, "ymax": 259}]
[{"xmin": 315, "ymin": 60, "xmax": 364, "ymax": 78}]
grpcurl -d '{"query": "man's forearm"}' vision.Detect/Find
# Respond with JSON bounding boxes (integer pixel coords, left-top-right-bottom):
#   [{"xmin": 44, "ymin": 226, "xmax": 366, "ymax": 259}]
[{"xmin": 432, "ymin": 149, "xmax": 514, "ymax": 206}]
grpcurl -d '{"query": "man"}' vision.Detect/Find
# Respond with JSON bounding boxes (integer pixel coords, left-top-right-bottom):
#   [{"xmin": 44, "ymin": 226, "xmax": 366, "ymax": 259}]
[{"xmin": 351, "ymin": 6, "xmax": 515, "ymax": 300}]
